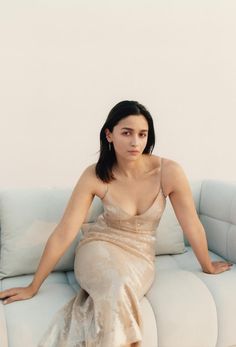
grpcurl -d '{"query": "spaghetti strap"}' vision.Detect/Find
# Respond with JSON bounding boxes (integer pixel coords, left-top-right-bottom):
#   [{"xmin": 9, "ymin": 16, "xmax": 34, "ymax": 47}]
[
  {"xmin": 159, "ymin": 157, "xmax": 167, "ymax": 198},
  {"xmin": 102, "ymin": 158, "xmax": 166, "ymax": 200},
  {"xmin": 102, "ymin": 183, "xmax": 109, "ymax": 199}
]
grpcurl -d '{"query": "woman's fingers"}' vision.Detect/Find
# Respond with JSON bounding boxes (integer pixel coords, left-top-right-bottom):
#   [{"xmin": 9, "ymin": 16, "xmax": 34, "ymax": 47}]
[
  {"xmin": 0, "ymin": 288, "xmax": 18, "ymax": 297},
  {"xmin": 207, "ymin": 261, "xmax": 234, "ymax": 274},
  {"xmin": 0, "ymin": 286, "xmax": 36, "ymax": 305},
  {"xmin": 215, "ymin": 261, "xmax": 231, "ymax": 265},
  {"xmin": 0, "ymin": 289, "xmax": 12, "ymax": 299},
  {"xmin": 216, "ymin": 262, "xmax": 233, "ymax": 273},
  {"xmin": 2, "ymin": 294, "xmax": 21, "ymax": 305},
  {"xmin": 212, "ymin": 261, "xmax": 233, "ymax": 267},
  {"xmin": 0, "ymin": 288, "xmax": 23, "ymax": 304}
]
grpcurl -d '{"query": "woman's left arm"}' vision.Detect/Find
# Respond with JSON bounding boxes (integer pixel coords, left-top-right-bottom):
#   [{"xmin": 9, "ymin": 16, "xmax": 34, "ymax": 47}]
[{"xmin": 165, "ymin": 160, "xmax": 233, "ymax": 274}]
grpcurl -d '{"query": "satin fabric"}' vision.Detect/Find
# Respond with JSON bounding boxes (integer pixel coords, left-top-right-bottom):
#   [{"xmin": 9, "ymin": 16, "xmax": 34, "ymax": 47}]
[{"xmin": 38, "ymin": 174, "xmax": 167, "ymax": 347}]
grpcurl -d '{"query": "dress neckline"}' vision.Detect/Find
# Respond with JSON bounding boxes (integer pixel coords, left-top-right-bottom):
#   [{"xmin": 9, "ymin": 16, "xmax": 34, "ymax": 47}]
[{"xmin": 102, "ymin": 187, "xmax": 166, "ymax": 218}]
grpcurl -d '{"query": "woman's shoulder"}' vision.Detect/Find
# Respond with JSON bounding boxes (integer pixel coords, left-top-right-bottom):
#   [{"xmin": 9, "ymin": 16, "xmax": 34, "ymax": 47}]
[
  {"xmin": 82, "ymin": 157, "xmax": 185, "ymax": 198},
  {"xmin": 148, "ymin": 154, "xmax": 181, "ymax": 171},
  {"xmin": 149, "ymin": 155, "xmax": 185, "ymax": 196},
  {"xmin": 80, "ymin": 163, "xmax": 106, "ymax": 199},
  {"xmin": 80, "ymin": 163, "xmax": 101, "ymax": 183}
]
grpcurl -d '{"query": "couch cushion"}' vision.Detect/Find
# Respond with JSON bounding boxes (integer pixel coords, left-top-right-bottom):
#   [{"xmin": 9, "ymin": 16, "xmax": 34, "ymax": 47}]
[
  {"xmin": 154, "ymin": 179, "xmax": 202, "ymax": 255},
  {"xmin": 0, "ymin": 188, "xmax": 80, "ymax": 279},
  {"xmin": 172, "ymin": 247, "xmax": 236, "ymax": 347},
  {"xmin": 0, "ymin": 272, "xmax": 77, "ymax": 347},
  {"xmin": 0, "ymin": 189, "xmax": 106, "ymax": 279},
  {"xmin": 147, "ymin": 246, "xmax": 236, "ymax": 347},
  {"xmin": 155, "ymin": 196, "xmax": 186, "ymax": 255},
  {"xmin": 0, "ymin": 271, "xmax": 157, "ymax": 347},
  {"xmin": 147, "ymin": 267, "xmax": 218, "ymax": 347}
]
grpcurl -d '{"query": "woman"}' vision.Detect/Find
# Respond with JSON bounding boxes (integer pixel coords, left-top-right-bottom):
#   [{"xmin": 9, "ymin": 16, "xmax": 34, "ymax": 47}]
[{"xmin": 0, "ymin": 100, "xmax": 233, "ymax": 347}]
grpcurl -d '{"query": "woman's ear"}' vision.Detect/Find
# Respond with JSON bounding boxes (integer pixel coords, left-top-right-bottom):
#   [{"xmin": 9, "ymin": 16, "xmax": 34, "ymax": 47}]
[{"xmin": 105, "ymin": 128, "xmax": 112, "ymax": 142}]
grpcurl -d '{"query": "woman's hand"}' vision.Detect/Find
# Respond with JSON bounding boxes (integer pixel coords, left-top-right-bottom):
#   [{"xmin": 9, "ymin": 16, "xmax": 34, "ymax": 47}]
[
  {"xmin": 203, "ymin": 261, "xmax": 234, "ymax": 274},
  {"xmin": 0, "ymin": 285, "xmax": 37, "ymax": 305}
]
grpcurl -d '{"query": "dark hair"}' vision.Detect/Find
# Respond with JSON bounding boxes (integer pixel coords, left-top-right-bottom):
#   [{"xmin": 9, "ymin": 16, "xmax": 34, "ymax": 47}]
[{"xmin": 95, "ymin": 100, "xmax": 156, "ymax": 182}]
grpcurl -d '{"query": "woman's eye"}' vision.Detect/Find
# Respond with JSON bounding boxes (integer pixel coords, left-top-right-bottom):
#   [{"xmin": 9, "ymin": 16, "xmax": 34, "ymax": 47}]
[{"xmin": 122, "ymin": 132, "xmax": 147, "ymax": 137}]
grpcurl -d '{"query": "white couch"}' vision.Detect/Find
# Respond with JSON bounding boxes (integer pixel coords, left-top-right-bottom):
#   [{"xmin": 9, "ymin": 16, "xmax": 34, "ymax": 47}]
[{"xmin": 0, "ymin": 179, "xmax": 236, "ymax": 347}]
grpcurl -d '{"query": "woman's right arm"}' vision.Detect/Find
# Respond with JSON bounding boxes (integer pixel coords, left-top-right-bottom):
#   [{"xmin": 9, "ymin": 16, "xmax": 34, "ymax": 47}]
[{"xmin": 0, "ymin": 164, "xmax": 98, "ymax": 304}]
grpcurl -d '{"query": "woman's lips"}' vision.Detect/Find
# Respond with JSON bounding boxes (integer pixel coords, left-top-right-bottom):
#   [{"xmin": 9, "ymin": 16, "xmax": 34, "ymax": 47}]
[{"xmin": 128, "ymin": 150, "xmax": 140, "ymax": 154}]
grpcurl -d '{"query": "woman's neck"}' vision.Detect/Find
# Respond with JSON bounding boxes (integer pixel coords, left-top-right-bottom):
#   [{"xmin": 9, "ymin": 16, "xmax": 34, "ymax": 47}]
[{"xmin": 113, "ymin": 154, "xmax": 152, "ymax": 179}]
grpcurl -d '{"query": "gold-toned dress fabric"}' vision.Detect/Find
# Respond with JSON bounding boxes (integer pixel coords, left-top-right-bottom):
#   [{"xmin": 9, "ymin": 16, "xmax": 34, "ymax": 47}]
[{"xmin": 38, "ymin": 160, "xmax": 167, "ymax": 347}]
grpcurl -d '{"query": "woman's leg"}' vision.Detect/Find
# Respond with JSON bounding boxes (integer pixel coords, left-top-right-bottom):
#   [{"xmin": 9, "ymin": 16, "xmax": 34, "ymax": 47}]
[{"xmin": 75, "ymin": 241, "xmax": 150, "ymax": 347}]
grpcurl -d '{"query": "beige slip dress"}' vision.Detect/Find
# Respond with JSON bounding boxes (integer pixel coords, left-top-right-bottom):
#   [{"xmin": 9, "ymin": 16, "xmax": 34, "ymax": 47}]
[{"xmin": 38, "ymin": 157, "xmax": 167, "ymax": 347}]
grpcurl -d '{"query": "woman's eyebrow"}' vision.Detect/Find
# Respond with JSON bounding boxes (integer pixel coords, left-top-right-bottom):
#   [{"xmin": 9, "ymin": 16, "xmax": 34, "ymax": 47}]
[{"xmin": 121, "ymin": 127, "xmax": 148, "ymax": 132}]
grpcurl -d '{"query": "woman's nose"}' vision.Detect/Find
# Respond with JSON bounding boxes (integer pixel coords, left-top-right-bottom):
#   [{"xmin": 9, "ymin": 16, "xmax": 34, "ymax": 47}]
[{"xmin": 131, "ymin": 136, "xmax": 139, "ymax": 146}]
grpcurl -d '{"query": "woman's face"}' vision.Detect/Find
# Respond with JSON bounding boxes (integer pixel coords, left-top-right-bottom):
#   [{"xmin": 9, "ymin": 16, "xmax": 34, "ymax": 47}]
[{"xmin": 105, "ymin": 115, "xmax": 149, "ymax": 160}]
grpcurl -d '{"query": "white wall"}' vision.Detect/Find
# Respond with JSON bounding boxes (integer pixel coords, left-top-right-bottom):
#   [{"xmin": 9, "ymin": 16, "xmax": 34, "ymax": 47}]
[{"xmin": 0, "ymin": 0, "xmax": 236, "ymax": 189}]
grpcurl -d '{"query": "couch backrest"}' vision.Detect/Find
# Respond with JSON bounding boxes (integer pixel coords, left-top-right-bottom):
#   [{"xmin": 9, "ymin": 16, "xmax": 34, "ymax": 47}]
[
  {"xmin": 0, "ymin": 187, "xmax": 105, "ymax": 279},
  {"xmin": 0, "ymin": 188, "xmax": 78, "ymax": 278},
  {"xmin": 0, "ymin": 180, "xmax": 235, "ymax": 279},
  {"xmin": 175, "ymin": 179, "xmax": 236, "ymax": 263},
  {"xmin": 198, "ymin": 179, "xmax": 236, "ymax": 263}
]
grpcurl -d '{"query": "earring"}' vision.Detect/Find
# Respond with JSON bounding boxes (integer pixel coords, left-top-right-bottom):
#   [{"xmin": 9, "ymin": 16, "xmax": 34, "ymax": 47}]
[{"xmin": 108, "ymin": 142, "xmax": 111, "ymax": 151}]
